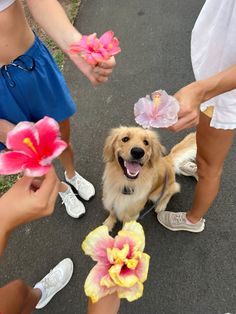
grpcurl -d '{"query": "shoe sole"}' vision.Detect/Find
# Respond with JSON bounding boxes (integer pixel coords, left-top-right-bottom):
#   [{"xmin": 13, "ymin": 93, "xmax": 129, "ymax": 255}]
[
  {"xmin": 157, "ymin": 217, "xmax": 205, "ymax": 233},
  {"xmin": 36, "ymin": 260, "xmax": 74, "ymax": 309},
  {"xmin": 66, "ymin": 210, "xmax": 86, "ymax": 219}
]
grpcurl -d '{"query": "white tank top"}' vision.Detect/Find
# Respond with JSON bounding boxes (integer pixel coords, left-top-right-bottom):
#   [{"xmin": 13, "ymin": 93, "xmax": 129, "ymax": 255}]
[{"xmin": 0, "ymin": 0, "xmax": 15, "ymax": 12}]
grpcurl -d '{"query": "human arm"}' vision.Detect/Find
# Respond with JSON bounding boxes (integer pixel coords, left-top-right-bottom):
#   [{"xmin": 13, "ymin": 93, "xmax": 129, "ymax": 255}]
[
  {"xmin": 0, "ymin": 119, "xmax": 15, "ymax": 144},
  {"xmin": 0, "ymin": 167, "xmax": 59, "ymax": 256},
  {"xmin": 26, "ymin": 0, "xmax": 116, "ymax": 85},
  {"xmin": 87, "ymin": 293, "xmax": 120, "ymax": 314},
  {"xmin": 170, "ymin": 64, "xmax": 236, "ymax": 132}
]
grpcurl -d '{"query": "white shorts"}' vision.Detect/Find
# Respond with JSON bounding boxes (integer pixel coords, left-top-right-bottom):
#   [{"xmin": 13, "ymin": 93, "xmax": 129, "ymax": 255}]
[{"xmin": 191, "ymin": 0, "xmax": 236, "ymax": 129}]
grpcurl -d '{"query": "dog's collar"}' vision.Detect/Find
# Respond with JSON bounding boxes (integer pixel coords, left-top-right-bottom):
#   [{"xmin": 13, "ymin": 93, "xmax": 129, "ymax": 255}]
[{"xmin": 122, "ymin": 186, "xmax": 135, "ymax": 195}]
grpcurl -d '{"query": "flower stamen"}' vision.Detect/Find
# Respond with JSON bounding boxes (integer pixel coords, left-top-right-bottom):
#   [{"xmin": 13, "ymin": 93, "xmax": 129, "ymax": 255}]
[
  {"xmin": 23, "ymin": 137, "xmax": 38, "ymax": 154},
  {"xmin": 152, "ymin": 92, "xmax": 161, "ymax": 109}
]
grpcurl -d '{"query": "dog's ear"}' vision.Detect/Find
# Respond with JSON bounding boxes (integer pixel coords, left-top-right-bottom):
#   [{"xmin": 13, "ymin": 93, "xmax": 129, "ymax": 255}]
[{"xmin": 103, "ymin": 129, "xmax": 119, "ymax": 162}]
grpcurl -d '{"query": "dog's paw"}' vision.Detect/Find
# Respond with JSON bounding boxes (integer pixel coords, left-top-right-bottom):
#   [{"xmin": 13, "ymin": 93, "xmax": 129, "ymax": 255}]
[
  {"xmin": 103, "ymin": 216, "xmax": 116, "ymax": 231},
  {"xmin": 155, "ymin": 205, "xmax": 166, "ymax": 213}
]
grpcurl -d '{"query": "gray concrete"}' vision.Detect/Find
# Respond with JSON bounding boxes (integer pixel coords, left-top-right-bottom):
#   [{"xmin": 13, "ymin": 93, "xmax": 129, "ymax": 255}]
[{"xmin": 1, "ymin": 0, "xmax": 236, "ymax": 313}]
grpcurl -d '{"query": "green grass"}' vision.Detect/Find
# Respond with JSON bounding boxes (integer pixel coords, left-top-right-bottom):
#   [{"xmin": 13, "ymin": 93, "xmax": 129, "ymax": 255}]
[
  {"xmin": 0, "ymin": 175, "xmax": 19, "ymax": 195},
  {"xmin": 46, "ymin": 0, "xmax": 80, "ymax": 70},
  {"xmin": 68, "ymin": 0, "xmax": 79, "ymax": 22}
]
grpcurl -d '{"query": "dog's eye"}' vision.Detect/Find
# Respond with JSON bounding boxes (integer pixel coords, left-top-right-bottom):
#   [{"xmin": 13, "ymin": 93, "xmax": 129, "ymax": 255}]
[
  {"xmin": 122, "ymin": 136, "xmax": 129, "ymax": 143},
  {"xmin": 143, "ymin": 140, "xmax": 149, "ymax": 146}
]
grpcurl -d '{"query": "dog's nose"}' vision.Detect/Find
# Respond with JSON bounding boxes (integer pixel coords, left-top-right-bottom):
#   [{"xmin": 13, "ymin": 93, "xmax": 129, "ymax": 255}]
[{"xmin": 131, "ymin": 147, "xmax": 145, "ymax": 159}]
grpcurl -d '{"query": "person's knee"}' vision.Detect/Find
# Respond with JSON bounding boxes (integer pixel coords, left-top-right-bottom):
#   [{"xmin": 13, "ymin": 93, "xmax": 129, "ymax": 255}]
[{"xmin": 196, "ymin": 154, "xmax": 223, "ymax": 180}]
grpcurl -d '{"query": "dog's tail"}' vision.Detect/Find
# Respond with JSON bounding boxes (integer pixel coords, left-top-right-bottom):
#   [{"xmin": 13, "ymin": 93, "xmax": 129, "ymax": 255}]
[{"xmin": 167, "ymin": 132, "xmax": 197, "ymax": 175}]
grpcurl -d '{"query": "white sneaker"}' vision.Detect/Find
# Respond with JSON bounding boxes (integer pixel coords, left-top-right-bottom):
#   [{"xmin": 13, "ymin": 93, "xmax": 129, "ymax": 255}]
[
  {"xmin": 157, "ymin": 211, "xmax": 205, "ymax": 233},
  {"xmin": 179, "ymin": 161, "xmax": 198, "ymax": 181},
  {"xmin": 65, "ymin": 171, "xmax": 95, "ymax": 201},
  {"xmin": 59, "ymin": 183, "xmax": 85, "ymax": 218},
  {"xmin": 34, "ymin": 258, "xmax": 73, "ymax": 309}
]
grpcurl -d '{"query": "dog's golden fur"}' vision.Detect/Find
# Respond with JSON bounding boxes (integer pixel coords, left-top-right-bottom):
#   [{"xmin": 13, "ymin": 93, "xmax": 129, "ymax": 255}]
[{"xmin": 102, "ymin": 126, "xmax": 196, "ymax": 230}]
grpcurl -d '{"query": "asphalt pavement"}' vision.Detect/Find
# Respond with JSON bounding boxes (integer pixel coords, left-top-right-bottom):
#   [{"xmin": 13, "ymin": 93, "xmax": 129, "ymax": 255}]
[{"xmin": 1, "ymin": 0, "xmax": 236, "ymax": 313}]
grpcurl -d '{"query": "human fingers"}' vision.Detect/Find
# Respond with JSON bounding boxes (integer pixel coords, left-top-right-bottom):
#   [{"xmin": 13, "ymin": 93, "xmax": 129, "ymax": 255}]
[
  {"xmin": 99, "ymin": 56, "xmax": 116, "ymax": 69},
  {"xmin": 93, "ymin": 75, "xmax": 109, "ymax": 84},
  {"xmin": 35, "ymin": 167, "xmax": 59, "ymax": 202},
  {"xmin": 94, "ymin": 66, "xmax": 113, "ymax": 77},
  {"xmin": 169, "ymin": 115, "xmax": 199, "ymax": 132},
  {"xmin": 10, "ymin": 175, "xmax": 33, "ymax": 193}
]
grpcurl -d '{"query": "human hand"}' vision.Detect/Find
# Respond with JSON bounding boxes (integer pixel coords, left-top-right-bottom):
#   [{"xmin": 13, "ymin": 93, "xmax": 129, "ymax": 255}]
[
  {"xmin": 168, "ymin": 82, "xmax": 205, "ymax": 132},
  {"xmin": 0, "ymin": 167, "xmax": 60, "ymax": 235},
  {"xmin": 69, "ymin": 53, "xmax": 116, "ymax": 86},
  {"xmin": 0, "ymin": 119, "xmax": 15, "ymax": 144}
]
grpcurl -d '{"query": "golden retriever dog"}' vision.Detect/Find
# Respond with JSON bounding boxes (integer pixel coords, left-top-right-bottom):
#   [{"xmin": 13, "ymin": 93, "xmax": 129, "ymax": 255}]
[{"xmin": 102, "ymin": 127, "xmax": 196, "ymax": 230}]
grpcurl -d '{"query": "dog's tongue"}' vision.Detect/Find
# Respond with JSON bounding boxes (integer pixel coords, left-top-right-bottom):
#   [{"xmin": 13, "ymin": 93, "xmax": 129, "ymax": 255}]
[{"xmin": 125, "ymin": 161, "xmax": 141, "ymax": 174}]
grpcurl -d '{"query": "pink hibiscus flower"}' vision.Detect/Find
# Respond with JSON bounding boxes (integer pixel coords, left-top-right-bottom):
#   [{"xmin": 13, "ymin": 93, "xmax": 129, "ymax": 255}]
[
  {"xmin": 134, "ymin": 90, "xmax": 180, "ymax": 128},
  {"xmin": 0, "ymin": 116, "xmax": 67, "ymax": 177},
  {"xmin": 82, "ymin": 221, "xmax": 150, "ymax": 303},
  {"xmin": 68, "ymin": 30, "xmax": 121, "ymax": 65}
]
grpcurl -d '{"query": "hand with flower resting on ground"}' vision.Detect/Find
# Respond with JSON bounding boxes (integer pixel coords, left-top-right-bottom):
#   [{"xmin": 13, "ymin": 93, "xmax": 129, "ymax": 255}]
[{"xmin": 169, "ymin": 64, "xmax": 236, "ymax": 132}]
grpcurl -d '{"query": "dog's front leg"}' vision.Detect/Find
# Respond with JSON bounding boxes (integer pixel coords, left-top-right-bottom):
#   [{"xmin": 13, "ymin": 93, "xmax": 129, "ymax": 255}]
[
  {"xmin": 103, "ymin": 212, "xmax": 117, "ymax": 231},
  {"xmin": 151, "ymin": 182, "xmax": 180, "ymax": 213}
]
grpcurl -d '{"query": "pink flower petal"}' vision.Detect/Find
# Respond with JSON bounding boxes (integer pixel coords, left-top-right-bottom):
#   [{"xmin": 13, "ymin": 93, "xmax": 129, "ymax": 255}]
[
  {"xmin": 35, "ymin": 116, "xmax": 60, "ymax": 145},
  {"xmin": 115, "ymin": 228, "xmax": 145, "ymax": 258},
  {"xmin": 109, "ymin": 264, "xmax": 138, "ymax": 288},
  {"xmin": 99, "ymin": 30, "xmax": 114, "ymax": 46},
  {"xmin": 107, "ymin": 38, "xmax": 121, "ymax": 55},
  {"xmin": 134, "ymin": 90, "xmax": 180, "ymax": 129},
  {"xmin": 122, "ymin": 221, "xmax": 145, "ymax": 252},
  {"xmin": 82, "ymin": 226, "xmax": 115, "ymax": 264},
  {"xmin": 39, "ymin": 140, "xmax": 67, "ymax": 166},
  {"xmin": 84, "ymin": 264, "xmax": 116, "ymax": 303},
  {"xmin": 6, "ymin": 122, "xmax": 39, "ymax": 157},
  {"xmin": 100, "ymin": 31, "xmax": 121, "ymax": 57},
  {"xmin": 118, "ymin": 281, "xmax": 144, "ymax": 302},
  {"xmin": 24, "ymin": 164, "xmax": 51, "ymax": 177},
  {"xmin": 35, "ymin": 117, "xmax": 67, "ymax": 158},
  {"xmin": 68, "ymin": 31, "xmax": 121, "ymax": 65},
  {"xmin": 135, "ymin": 253, "xmax": 150, "ymax": 283},
  {"xmin": 0, "ymin": 151, "xmax": 31, "ymax": 175},
  {"xmin": 91, "ymin": 52, "xmax": 107, "ymax": 63},
  {"xmin": 83, "ymin": 54, "xmax": 98, "ymax": 65},
  {"xmin": 114, "ymin": 234, "xmax": 137, "ymax": 259}
]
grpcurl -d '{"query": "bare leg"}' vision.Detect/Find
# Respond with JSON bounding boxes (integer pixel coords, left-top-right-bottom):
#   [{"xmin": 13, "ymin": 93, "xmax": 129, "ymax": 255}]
[
  {"xmin": 0, "ymin": 119, "xmax": 15, "ymax": 144},
  {"xmin": 58, "ymin": 119, "xmax": 76, "ymax": 179},
  {"xmin": 87, "ymin": 293, "xmax": 120, "ymax": 314},
  {"xmin": 0, "ymin": 280, "xmax": 41, "ymax": 314},
  {"xmin": 187, "ymin": 112, "xmax": 235, "ymax": 223}
]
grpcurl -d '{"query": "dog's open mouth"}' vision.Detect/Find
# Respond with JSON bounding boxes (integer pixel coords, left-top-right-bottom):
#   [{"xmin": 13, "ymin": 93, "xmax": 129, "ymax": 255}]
[{"xmin": 118, "ymin": 156, "xmax": 142, "ymax": 179}]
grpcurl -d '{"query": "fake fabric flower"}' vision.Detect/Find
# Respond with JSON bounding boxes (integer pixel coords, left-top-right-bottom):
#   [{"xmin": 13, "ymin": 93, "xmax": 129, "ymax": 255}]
[
  {"xmin": 68, "ymin": 30, "xmax": 121, "ymax": 65},
  {"xmin": 0, "ymin": 116, "xmax": 67, "ymax": 177},
  {"xmin": 82, "ymin": 221, "xmax": 150, "ymax": 303},
  {"xmin": 134, "ymin": 90, "xmax": 180, "ymax": 128}
]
